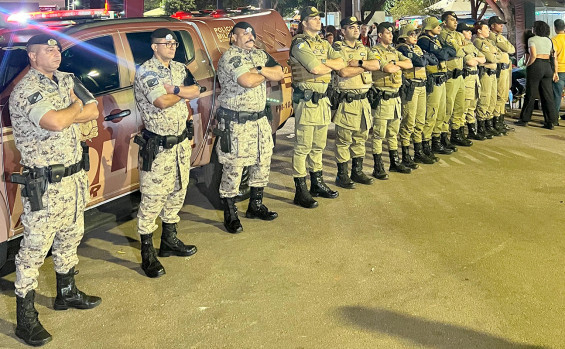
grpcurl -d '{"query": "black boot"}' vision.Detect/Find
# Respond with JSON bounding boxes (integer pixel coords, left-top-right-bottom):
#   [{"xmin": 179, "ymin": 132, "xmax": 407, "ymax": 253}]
[
  {"xmin": 293, "ymin": 177, "xmax": 318, "ymax": 208},
  {"xmin": 501, "ymin": 115, "xmax": 515, "ymax": 132},
  {"xmin": 497, "ymin": 115, "xmax": 509, "ymax": 135},
  {"xmin": 222, "ymin": 197, "xmax": 243, "ymax": 234},
  {"xmin": 245, "ymin": 187, "xmax": 278, "ymax": 220},
  {"xmin": 351, "ymin": 157, "xmax": 374, "ymax": 185},
  {"xmin": 467, "ymin": 122, "xmax": 485, "ymax": 141},
  {"xmin": 441, "ymin": 132, "xmax": 458, "ymax": 152},
  {"xmin": 413, "ymin": 142, "xmax": 434, "ymax": 164},
  {"xmin": 451, "ymin": 128, "xmax": 473, "ymax": 146},
  {"xmin": 401, "ymin": 146, "xmax": 419, "ymax": 169},
  {"xmin": 485, "ymin": 118, "xmax": 501, "ymax": 137},
  {"xmin": 140, "ymin": 234, "xmax": 165, "ymax": 278},
  {"xmin": 459, "ymin": 126, "xmax": 474, "ymax": 145},
  {"xmin": 15, "ymin": 291, "xmax": 52, "ymax": 347},
  {"xmin": 310, "ymin": 171, "xmax": 339, "ymax": 198},
  {"xmin": 389, "ymin": 150, "xmax": 411, "ymax": 174},
  {"xmin": 422, "ymin": 140, "xmax": 440, "ymax": 162},
  {"xmin": 432, "ymin": 136, "xmax": 453, "ymax": 154},
  {"xmin": 477, "ymin": 120, "xmax": 493, "ymax": 139},
  {"xmin": 53, "ymin": 267, "xmax": 101, "ymax": 310},
  {"xmin": 372, "ymin": 153, "xmax": 389, "ymax": 180},
  {"xmin": 335, "ymin": 162, "xmax": 355, "ymax": 189},
  {"xmin": 159, "ymin": 222, "xmax": 197, "ymax": 257}
]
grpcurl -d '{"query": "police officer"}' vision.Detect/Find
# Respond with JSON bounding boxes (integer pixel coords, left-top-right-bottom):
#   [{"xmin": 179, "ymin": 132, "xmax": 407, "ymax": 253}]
[
  {"xmin": 215, "ymin": 22, "xmax": 283, "ymax": 233},
  {"xmin": 290, "ymin": 6, "xmax": 345, "ymax": 208},
  {"xmin": 134, "ymin": 28, "xmax": 200, "ymax": 278},
  {"xmin": 9, "ymin": 34, "xmax": 101, "ymax": 346},
  {"xmin": 331, "ymin": 16, "xmax": 380, "ymax": 189},
  {"xmin": 371, "ymin": 22, "xmax": 414, "ymax": 179},
  {"xmin": 474, "ymin": 21, "xmax": 501, "ymax": 139},
  {"xmin": 418, "ymin": 17, "xmax": 456, "ymax": 160},
  {"xmin": 440, "ymin": 11, "xmax": 473, "ymax": 148},
  {"xmin": 489, "ymin": 16, "xmax": 515, "ymax": 135},
  {"xmin": 396, "ymin": 23, "xmax": 436, "ymax": 166},
  {"xmin": 458, "ymin": 22, "xmax": 487, "ymax": 141}
]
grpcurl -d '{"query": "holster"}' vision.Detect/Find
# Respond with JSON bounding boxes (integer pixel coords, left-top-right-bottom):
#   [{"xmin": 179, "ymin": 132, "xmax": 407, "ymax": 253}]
[
  {"xmin": 292, "ymin": 86, "xmax": 327, "ymax": 105},
  {"xmin": 134, "ymin": 134, "xmax": 159, "ymax": 172},
  {"xmin": 81, "ymin": 141, "xmax": 90, "ymax": 172},
  {"xmin": 400, "ymin": 78, "xmax": 417, "ymax": 103},
  {"xmin": 213, "ymin": 108, "xmax": 232, "ymax": 153},
  {"xmin": 478, "ymin": 66, "xmax": 486, "ymax": 78},
  {"xmin": 10, "ymin": 170, "xmax": 47, "ymax": 212},
  {"xmin": 327, "ymin": 87, "xmax": 339, "ymax": 111},
  {"xmin": 495, "ymin": 66, "xmax": 502, "ymax": 78},
  {"xmin": 367, "ymin": 86, "xmax": 383, "ymax": 109}
]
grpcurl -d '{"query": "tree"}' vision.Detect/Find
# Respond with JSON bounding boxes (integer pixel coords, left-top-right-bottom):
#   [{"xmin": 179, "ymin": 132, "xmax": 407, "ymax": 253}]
[
  {"xmin": 144, "ymin": 0, "xmax": 162, "ymax": 12},
  {"xmin": 484, "ymin": 0, "xmax": 517, "ymax": 51},
  {"xmin": 164, "ymin": 0, "xmax": 196, "ymax": 14},
  {"xmin": 388, "ymin": 0, "xmax": 427, "ymax": 20},
  {"xmin": 469, "ymin": 0, "xmax": 488, "ymax": 20},
  {"xmin": 359, "ymin": 0, "xmax": 388, "ymax": 24}
]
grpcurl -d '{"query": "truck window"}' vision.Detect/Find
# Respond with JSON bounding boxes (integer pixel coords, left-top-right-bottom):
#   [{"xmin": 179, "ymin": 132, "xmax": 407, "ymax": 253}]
[
  {"xmin": 0, "ymin": 46, "xmax": 28, "ymax": 92},
  {"xmin": 59, "ymin": 35, "xmax": 120, "ymax": 95},
  {"xmin": 126, "ymin": 30, "xmax": 195, "ymax": 69}
]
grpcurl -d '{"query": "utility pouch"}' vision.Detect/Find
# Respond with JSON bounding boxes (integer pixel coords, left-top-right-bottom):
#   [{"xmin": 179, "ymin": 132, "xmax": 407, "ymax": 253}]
[
  {"xmin": 186, "ymin": 119, "xmax": 194, "ymax": 140},
  {"xmin": 163, "ymin": 135, "xmax": 177, "ymax": 149},
  {"xmin": 48, "ymin": 164, "xmax": 65, "ymax": 183},
  {"xmin": 81, "ymin": 141, "xmax": 90, "ymax": 171}
]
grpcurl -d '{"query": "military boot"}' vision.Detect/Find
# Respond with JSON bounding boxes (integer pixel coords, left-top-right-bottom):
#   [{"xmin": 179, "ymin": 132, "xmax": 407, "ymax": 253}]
[
  {"xmin": 496, "ymin": 115, "xmax": 508, "ymax": 135},
  {"xmin": 441, "ymin": 132, "xmax": 458, "ymax": 152},
  {"xmin": 335, "ymin": 162, "xmax": 355, "ymax": 189},
  {"xmin": 159, "ymin": 222, "xmax": 197, "ymax": 257},
  {"xmin": 16, "ymin": 291, "xmax": 52, "ymax": 347},
  {"xmin": 222, "ymin": 197, "xmax": 243, "ymax": 234},
  {"xmin": 140, "ymin": 234, "xmax": 165, "ymax": 278},
  {"xmin": 485, "ymin": 118, "xmax": 501, "ymax": 137},
  {"xmin": 401, "ymin": 146, "xmax": 419, "ymax": 169},
  {"xmin": 422, "ymin": 140, "xmax": 439, "ymax": 162},
  {"xmin": 501, "ymin": 115, "xmax": 515, "ymax": 132},
  {"xmin": 477, "ymin": 120, "xmax": 492, "ymax": 139},
  {"xmin": 467, "ymin": 122, "xmax": 485, "ymax": 141},
  {"xmin": 372, "ymin": 153, "xmax": 389, "ymax": 180},
  {"xmin": 459, "ymin": 126, "xmax": 474, "ymax": 145},
  {"xmin": 451, "ymin": 127, "xmax": 473, "ymax": 146},
  {"xmin": 389, "ymin": 150, "xmax": 411, "ymax": 174},
  {"xmin": 245, "ymin": 187, "xmax": 278, "ymax": 220},
  {"xmin": 310, "ymin": 171, "xmax": 339, "ymax": 198},
  {"xmin": 293, "ymin": 177, "xmax": 318, "ymax": 208},
  {"xmin": 432, "ymin": 136, "xmax": 453, "ymax": 154},
  {"xmin": 351, "ymin": 157, "xmax": 374, "ymax": 185},
  {"xmin": 53, "ymin": 267, "xmax": 101, "ymax": 310},
  {"xmin": 413, "ymin": 142, "xmax": 434, "ymax": 164}
]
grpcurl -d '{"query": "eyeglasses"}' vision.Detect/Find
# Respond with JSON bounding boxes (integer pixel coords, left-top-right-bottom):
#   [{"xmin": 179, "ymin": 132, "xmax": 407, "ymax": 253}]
[{"xmin": 154, "ymin": 42, "xmax": 179, "ymax": 49}]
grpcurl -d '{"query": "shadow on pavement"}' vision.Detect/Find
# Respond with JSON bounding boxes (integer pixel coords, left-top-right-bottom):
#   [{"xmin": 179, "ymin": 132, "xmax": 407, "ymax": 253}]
[{"xmin": 337, "ymin": 306, "xmax": 549, "ymax": 349}]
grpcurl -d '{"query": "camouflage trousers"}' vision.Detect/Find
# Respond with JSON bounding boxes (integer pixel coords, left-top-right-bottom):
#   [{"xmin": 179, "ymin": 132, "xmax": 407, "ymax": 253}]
[
  {"xmin": 217, "ymin": 117, "xmax": 273, "ymax": 198},
  {"xmin": 137, "ymin": 140, "xmax": 191, "ymax": 235},
  {"xmin": 15, "ymin": 171, "xmax": 88, "ymax": 298}
]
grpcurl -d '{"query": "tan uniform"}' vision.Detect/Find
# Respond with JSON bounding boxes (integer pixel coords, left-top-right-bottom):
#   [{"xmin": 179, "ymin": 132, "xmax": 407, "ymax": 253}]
[
  {"xmin": 134, "ymin": 57, "xmax": 191, "ymax": 235},
  {"xmin": 9, "ymin": 68, "xmax": 94, "ymax": 297},
  {"xmin": 216, "ymin": 45, "xmax": 275, "ymax": 198},
  {"xmin": 489, "ymin": 32, "xmax": 515, "ymax": 117},
  {"xmin": 289, "ymin": 33, "xmax": 342, "ymax": 177},
  {"xmin": 440, "ymin": 27, "xmax": 466, "ymax": 131},
  {"xmin": 371, "ymin": 43, "xmax": 408, "ymax": 154},
  {"xmin": 474, "ymin": 37, "xmax": 501, "ymax": 121},
  {"xmin": 331, "ymin": 40, "xmax": 374, "ymax": 163},
  {"xmin": 461, "ymin": 40, "xmax": 485, "ymax": 125}
]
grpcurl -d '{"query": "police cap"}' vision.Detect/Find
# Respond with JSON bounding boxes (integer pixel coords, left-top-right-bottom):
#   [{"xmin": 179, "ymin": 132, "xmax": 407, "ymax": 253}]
[
  {"xmin": 340, "ymin": 16, "xmax": 362, "ymax": 28},
  {"xmin": 300, "ymin": 6, "xmax": 324, "ymax": 22},
  {"xmin": 488, "ymin": 16, "xmax": 507, "ymax": 26},
  {"xmin": 377, "ymin": 22, "xmax": 394, "ymax": 34},
  {"xmin": 441, "ymin": 11, "xmax": 458, "ymax": 22},
  {"xmin": 150, "ymin": 28, "xmax": 178, "ymax": 42},
  {"xmin": 422, "ymin": 17, "xmax": 441, "ymax": 31},
  {"xmin": 232, "ymin": 21, "xmax": 256, "ymax": 38},
  {"xmin": 456, "ymin": 22, "xmax": 474, "ymax": 33},
  {"xmin": 26, "ymin": 34, "xmax": 61, "ymax": 51}
]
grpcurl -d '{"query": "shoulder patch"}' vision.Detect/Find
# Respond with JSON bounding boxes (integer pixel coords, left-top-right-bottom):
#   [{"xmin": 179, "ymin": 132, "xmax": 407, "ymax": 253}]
[
  {"xmin": 146, "ymin": 78, "xmax": 159, "ymax": 87},
  {"xmin": 332, "ymin": 42, "xmax": 342, "ymax": 51},
  {"xmin": 229, "ymin": 56, "xmax": 242, "ymax": 68},
  {"xmin": 27, "ymin": 92, "xmax": 43, "ymax": 105}
]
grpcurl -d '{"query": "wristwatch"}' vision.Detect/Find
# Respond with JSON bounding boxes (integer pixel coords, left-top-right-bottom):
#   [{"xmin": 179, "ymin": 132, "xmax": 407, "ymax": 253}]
[
  {"xmin": 391, "ymin": 60, "xmax": 397, "ymax": 65},
  {"xmin": 358, "ymin": 59, "xmax": 364, "ymax": 67},
  {"xmin": 173, "ymin": 85, "xmax": 180, "ymax": 95},
  {"xmin": 321, "ymin": 58, "xmax": 327, "ymax": 64},
  {"xmin": 256, "ymin": 66, "xmax": 263, "ymax": 74}
]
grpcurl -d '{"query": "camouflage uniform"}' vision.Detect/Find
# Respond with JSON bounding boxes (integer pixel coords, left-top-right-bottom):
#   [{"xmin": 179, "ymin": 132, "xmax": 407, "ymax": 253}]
[
  {"xmin": 134, "ymin": 56, "xmax": 191, "ymax": 235},
  {"xmin": 216, "ymin": 45, "xmax": 274, "ymax": 198},
  {"xmin": 9, "ymin": 68, "xmax": 95, "ymax": 298}
]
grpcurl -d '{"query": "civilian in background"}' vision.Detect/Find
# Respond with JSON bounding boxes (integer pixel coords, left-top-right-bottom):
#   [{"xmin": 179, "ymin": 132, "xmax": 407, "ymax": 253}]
[
  {"xmin": 360, "ymin": 24, "xmax": 371, "ymax": 46},
  {"xmin": 325, "ymin": 32, "xmax": 334, "ymax": 45},
  {"xmin": 552, "ymin": 19, "xmax": 565, "ymax": 119}
]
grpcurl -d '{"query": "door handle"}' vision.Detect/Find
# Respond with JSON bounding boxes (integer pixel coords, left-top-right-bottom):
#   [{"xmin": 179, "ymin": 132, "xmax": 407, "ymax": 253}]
[{"xmin": 104, "ymin": 109, "xmax": 131, "ymax": 122}]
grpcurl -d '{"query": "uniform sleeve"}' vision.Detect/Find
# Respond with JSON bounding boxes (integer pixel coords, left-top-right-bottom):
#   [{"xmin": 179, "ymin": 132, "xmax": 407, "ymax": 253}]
[
  {"xmin": 70, "ymin": 75, "xmax": 97, "ymax": 105},
  {"xmin": 424, "ymin": 51, "xmax": 439, "ymax": 66},
  {"xmin": 224, "ymin": 51, "xmax": 250, "ymax": 80},
  {"xmin": 419, "ymin": 36, "xmax": 453, "ymax": 61},
  {"xmin": 326, "ymin": 40, "xmax": 342, "ymax": 60},
  {"xmin": 264, "ymin": 51, "xmax": 280, "ymax": 67},
  {"xmin": 366, "ymin": 46, "xmax": 379, "ymax": 60},
  {"xmin": 371, "ymin": 47, "xmax": 387, "ymax": 66},
  {"xmin": 24, "ymin": 90, "xmax": 56, "ymax": 127},
  {"xmin": 496, "ymin": 35, "xmax": 516, "ymax": 54},
  {"xmin": 397, "ymin": 50, "xmax": 409, "ymax": 61},
  {"xmin": 137, "ymin": 67, "xmax": 167, "ymax": 104},
  {"xmin": 476, "ymin": 40, "xmax": 498, "ymax": 63},
  {"xmin": 444, "ymin": 32, "xmax": 465, "ymax": 58},
  {"xmin": 291, "ymin": 38, "xmax": 321, "ymax": 72},
  {"xmin": 400, "ymin": 46, "xmax": 428, "ymax": 67}
]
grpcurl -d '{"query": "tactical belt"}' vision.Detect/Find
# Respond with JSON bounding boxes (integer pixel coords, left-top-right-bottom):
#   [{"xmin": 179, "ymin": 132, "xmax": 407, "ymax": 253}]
[
  {"xmin": 217, "ymin": 107, "xmax": 267, "ymax": 124},
  {"xmin": 429, "ymin": 72, "xmax": 448, "ymax": 86},
  {"xmin": 375, "ymin": 89, "xmax": 400, "ymax": 100},
  {"xmin": 142, "ymin": 127, "xmax": 190, "ymax": 149},
  {"xmin": 408, "ymin": 80, "xmax": 426, "ymax": 88},
  {"xmin": 24, "ymin": 160, "xmax": 84, "ymax": 184},
  {"xmin": 338, "ymin": 91, "xmax": 368, "ymax": 103},
  {"xmin": 498, "ymin": 63, "xmax": 510, "ymax": 70},
  {"xmin": 293, "ymin": 86, "xmax": 328, "ymax": 104},
  {"xmin": 485, "ymin": 68, "xmax": 497, "ymax": 76},
  {"xmin": 448, "ymin": 69, "xmax": 464, "ymax": 79}
]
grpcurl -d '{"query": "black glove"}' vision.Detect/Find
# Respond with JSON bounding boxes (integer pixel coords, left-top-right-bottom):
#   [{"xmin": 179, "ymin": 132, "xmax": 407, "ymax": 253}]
[{"xmin": 72, "ymin": 76, "xmax": 95, "ymax": 104}]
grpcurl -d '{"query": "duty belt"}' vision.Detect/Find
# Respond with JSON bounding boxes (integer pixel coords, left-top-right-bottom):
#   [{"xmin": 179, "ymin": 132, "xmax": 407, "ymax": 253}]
[
  {"xmin": 497, "ymin": 63, "xmax": 510, "ymax": 70},
  {"xmin": 142, "ymin": 127, "xmax": 190, "ymax": 149},
  {"xmin": 376, "ymin": 89, "xmax": 400, "ymax": 100},
  {"xmin": 448, "ymin": 69, "xmax": 464, "ymax": 79},
  {"xmin": 407, "ymin": 79, "xmax": 426, "ymax": 87},
  {"xmin": 292, "ymin": 85, "xmax": 328, "ymax": 104},
  {"xmin": 429, "ymin": 72, "xmax": 448, "ymax": 86},
  {"xmin": 24, "ymin": 160, "xmax": 84, "ymax": 184},
  {"xmin": 338, "ymin": 91, "xmax": 368, "ymax": 103},
  {"xmin": 485, "ymin": 68, "xmax": 497, "ymax": 76},
  {"xmin": 217, "ymin": 107, "xmax": 267, "ymax": 124}
]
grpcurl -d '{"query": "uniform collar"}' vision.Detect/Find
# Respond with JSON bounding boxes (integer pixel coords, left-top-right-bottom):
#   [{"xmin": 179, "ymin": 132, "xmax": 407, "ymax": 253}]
[
  {"xmin": 151, "ymin": 55, "xmax": 171, "ymax": 69},
  {"xmin": 231, "ymin": 45, "xmax": 254, "ymax": 54},
  {"xmin": 377, "ymin": 43, "xmax": 393, "ymax": 51},
  {"xmin": 29, "ymin": 67, "xmax": 61, "ymax": 82}
]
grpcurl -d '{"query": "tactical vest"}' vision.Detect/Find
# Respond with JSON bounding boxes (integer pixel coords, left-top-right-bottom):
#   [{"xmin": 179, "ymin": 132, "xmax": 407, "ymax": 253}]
[
  {"xmin": 289, "ymin": 34, "xmax": 331, "ymax": 84},
  {"xmin": 396, "ymin": 43, "xmax": 427, "ymax": 80},
  {"xmin": 372, "ymin": 45, "xmax": 403, "ymax": 89},
  {"xmin": 419, "ymin": 35, "xmax": 447, "ymax": 74},
  {"xmin": 332, "ymin": 41, "xmax": 373, "ymax": 90}
]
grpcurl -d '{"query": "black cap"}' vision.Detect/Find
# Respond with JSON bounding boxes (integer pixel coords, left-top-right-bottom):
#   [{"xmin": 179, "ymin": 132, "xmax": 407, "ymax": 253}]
[
  {"xmin": 377, "ymin": 22, "xmax": 394, "ymax": 34},
  {"xmin": 488, "ymin": 16, "xmax": 506, "ymax": 26},
  {"xmin": 441, "ymin": 11, "xmax": 458, "ymax": 21},
  {"xmin": 300, "ymin": 6, "xmax": 324, "ymax": 22},
  {"xmin": 150, "ymin": 28, "xmax": 178, "ymax": 41},
  {"xmin": 340, "ymin": 16, "xmax": 362, "ymax": 27},
  {"xmin": 232, "ymin": 21, "xmax": 256, "ymax": 38},
  {"xmin": 456, "ymin": 22, "xmax": 474, "ymax": 33},
  {"xmin": 26, "ymin": 34, "xmax": 61, "ymax": 50}
]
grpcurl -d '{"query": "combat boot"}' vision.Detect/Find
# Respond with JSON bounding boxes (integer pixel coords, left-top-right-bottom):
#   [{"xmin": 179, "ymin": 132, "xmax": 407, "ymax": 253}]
[
  {"xmin": 485, "ymin": 118, "xmax": 501, "ymax": 137},
  {"xmin": 496, "ymin": 115, "xmax": 508, "ymax": 135},
  {"xmin": 432, "ymin": 136, "xmax": 453, "ymax": 155},
  {"xmin": 222, "ymin": 197, "xmax": 243, "ymax": 234},
  {"xmin": 422, "ymin": 140, "xmax": 439, "ymax": 162},
  {"xmin": 451, "ymin": 127, "xmax": 473, "ymax": 147},
  {"xmin": 467, "ymin": 122, "xmax": 485, "ymax": 141},
  {"xmin": 441, "ymin": 132, "xmax": 458, "ymax": 152},
  {"xmin": 245, "ymin": 187, "xmax": 278, "ymax": 220},
  {"xmin": 401, "ymin": 146, "xmax": 419, "ymax": 169},
  {"xmin": 335, "ymin": 162, "xmax": 355, "ymax": 189},
  {"xmin": 351, "ymin": 157, "xmax": 374, "ymax": 185},
  {"xmin": 54, "ymin": 267, "xmax": 101, "ymax": 310},
  {"xmin": 477, "ymin": 120, "xmax": 492, "ymax": 139},
  {"xmin": 372, "ymin": 153, "xmax": 389, "ymax": 180},
  {"xmin": 140, "ymin": 233, "xmax": 165, "ymax": 278},
  {"xmin": 310, "ymin": 171, "xmax": 339, "ymax": 198},
  {"xmin": 293, "ymin": 177, "xmax": 318, "ymax": 208},
  {"xmin": 413, "ymin": 142, "xmax": 434, "ymax": 164},
  {"xmin": 501, "ymin": 115, "xmax": 515, "ymax": 132},
  {"xmin": 16, "ymin": 291, "xmax": 52, "ymax": 347},
  {"xmin": 159, "ymin": 222, "xmax": 197, "ymax": 257},
  {"xmin": 459, "ymin": 126, "xmax": 474, "ymax": 145},
  {"xmin": 389, "ymin": 150, "xmax": 411, "ymax": 174}
]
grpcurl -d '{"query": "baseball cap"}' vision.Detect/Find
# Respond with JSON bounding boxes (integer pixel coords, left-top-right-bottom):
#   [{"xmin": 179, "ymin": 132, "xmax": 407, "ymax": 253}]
[
  {"xmin": 300, "ymin": 6, "xmax": 324, "ymax": 21},
  {"xmin": 488, "ymin": 16, "xmax": 507, "ymax": 26},
  {"xmin": 340, "ymin": 16, "xmax": 362, "ymax": 27},
  {"xmin": 151, "ymin": 28, "xmax": 178, "ymax": 41}
]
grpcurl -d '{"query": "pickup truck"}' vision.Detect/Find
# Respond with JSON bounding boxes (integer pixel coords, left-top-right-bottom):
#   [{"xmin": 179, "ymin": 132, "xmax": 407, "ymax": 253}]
[{"xmin": 0, "ymin": 9, "xmax": 293, "ymax": 270}]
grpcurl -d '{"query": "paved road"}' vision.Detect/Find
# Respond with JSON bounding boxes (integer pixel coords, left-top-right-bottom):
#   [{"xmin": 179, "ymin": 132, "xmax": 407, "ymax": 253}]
[{"xmin": 0, "ymin": 114, "xmax": 563, "ymax": 348}]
